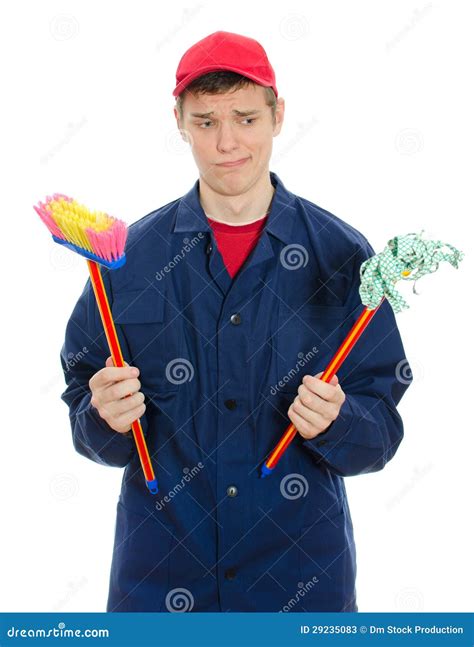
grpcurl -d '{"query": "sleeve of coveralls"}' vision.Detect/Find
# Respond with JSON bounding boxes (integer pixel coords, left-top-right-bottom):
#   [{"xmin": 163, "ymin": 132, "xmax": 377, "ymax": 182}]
[
  {"xmin": 300, "ymin": 240, "xmax": 413, "ymax": 477},
  {"xmin": 59, "ymin": 271, "xmax": 146, "ymax": 468}
]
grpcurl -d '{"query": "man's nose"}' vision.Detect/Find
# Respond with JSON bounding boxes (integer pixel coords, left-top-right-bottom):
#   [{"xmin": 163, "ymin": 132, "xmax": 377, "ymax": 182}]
[{"xmin": 216, "ymin": 121, "xmax": 239, "ymax": 153}]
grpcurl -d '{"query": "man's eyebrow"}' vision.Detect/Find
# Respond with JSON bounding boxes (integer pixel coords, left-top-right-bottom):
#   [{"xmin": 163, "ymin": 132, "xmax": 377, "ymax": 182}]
[{"xmin": 190, "ymin": 109, "xmax": 262, "ymax": 118}]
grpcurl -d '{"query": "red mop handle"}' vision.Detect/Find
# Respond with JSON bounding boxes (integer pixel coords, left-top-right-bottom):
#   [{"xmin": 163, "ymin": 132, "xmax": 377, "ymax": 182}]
[
  {"xmin": 87, "ymin": 260, "xmax": 158, "ymax": 494},
  {"xmin": 261, "ymin": 299, "xmax": 384, "ymax": 476}
]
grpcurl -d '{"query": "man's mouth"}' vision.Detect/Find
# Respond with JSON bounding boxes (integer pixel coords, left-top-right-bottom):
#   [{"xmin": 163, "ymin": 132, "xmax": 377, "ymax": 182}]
[{"xmin": 216, "ymin": 157, "xmax": 249, "ymax": 168}]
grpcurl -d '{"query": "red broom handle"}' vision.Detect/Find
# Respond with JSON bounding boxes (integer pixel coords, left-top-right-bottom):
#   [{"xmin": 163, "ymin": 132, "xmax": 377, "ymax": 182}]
[
  {"xmin": 262, "ymin": 299, "xmax": 384, "ymax": 475},
  {"xmin": 87, "ymin": 260, "xmax": 158, "ymax": 494}
]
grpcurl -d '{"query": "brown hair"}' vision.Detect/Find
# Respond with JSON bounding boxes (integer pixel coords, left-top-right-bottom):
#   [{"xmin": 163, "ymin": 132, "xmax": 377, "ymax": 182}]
[{"xmin": 175, "ymin": 71, "xmax": 277, "ymax": 125}]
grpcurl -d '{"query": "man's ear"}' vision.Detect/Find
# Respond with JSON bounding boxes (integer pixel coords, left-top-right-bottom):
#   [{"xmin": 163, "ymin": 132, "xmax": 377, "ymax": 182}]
[
  {"xmin": 174, "ymin": 107, "xmax": 189, "ymax": 143},
  {"xmin": 273, "ymin": 97, "xmax": 285, "ymax": 137},
  {"xmin": 179, "ymin": 128, "xmax": 190, "ymax": 144},
  {"xmin": 173, "ymin": 106, "xmax": 181, "ymax": 130}
]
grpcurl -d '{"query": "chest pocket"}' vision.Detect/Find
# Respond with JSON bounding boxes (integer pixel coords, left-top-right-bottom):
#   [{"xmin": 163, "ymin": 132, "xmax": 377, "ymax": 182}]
[
  {"xmin": 275, "ymin": 303, "xmax": 352, "ymax": 395},
  {"xmin": 111, "ymin": 288, "xmax": 183, "ymax": 393}
]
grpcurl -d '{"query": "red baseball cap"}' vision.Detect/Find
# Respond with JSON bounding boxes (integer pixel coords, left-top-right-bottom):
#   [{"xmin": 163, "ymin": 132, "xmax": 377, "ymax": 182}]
[{"xmin": 172, "ymin": 30, "xmax": 278, "ymax": 98}]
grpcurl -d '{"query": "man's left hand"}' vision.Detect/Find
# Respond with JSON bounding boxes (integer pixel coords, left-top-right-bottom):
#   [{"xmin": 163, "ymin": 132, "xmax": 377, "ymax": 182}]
[{"xmin": 288, "ymin": 372, "xmax": 346, "ymax": 440}]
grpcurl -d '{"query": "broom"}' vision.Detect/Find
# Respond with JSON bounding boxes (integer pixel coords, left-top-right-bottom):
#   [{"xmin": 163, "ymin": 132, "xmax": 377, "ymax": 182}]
[{"xmin": 34, "ymin": 193, "xmax": 158, "ymax": 494}]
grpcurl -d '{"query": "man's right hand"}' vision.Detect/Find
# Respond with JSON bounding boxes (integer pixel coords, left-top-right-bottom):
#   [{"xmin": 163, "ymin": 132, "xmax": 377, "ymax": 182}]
[{"xmin": 89, "ymin": 356, "xmax": 145, "ymax": 434}]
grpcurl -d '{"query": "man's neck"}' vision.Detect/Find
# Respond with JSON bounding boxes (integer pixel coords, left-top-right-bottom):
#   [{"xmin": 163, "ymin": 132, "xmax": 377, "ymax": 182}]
[{"xmin": 198, "ymin": 171, "xmax": 275, "ymax": 225}]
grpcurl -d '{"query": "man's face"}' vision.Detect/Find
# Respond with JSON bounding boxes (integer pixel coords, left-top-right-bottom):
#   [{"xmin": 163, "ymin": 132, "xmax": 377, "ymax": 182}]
[{"xmin": 174, "ymin": 83, "xmax": 284, "ymax": 196}]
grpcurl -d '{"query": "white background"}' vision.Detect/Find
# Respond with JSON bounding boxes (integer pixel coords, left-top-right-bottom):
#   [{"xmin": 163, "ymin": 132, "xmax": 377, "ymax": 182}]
[{"xmin": 0, "ymin": 0, "xmax": 472, "ymax": 613}]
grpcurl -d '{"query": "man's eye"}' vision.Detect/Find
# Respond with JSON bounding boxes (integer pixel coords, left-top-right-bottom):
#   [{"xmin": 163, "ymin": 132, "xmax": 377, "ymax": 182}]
[{"xmin": 198, "ymin": 118, "xmax": 256, "ymax": 129}]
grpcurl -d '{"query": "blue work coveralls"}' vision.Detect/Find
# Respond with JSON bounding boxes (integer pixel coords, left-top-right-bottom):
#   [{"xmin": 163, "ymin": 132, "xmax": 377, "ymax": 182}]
[{"xmin": 60, "ymin": 171, "xmax": 412, "ymax": 612}]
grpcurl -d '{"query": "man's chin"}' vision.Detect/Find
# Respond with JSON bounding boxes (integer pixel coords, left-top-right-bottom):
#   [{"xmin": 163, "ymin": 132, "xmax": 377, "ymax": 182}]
[{"xmin": 200, "ymin": 171, "xmax": 252, "ymax": 196}]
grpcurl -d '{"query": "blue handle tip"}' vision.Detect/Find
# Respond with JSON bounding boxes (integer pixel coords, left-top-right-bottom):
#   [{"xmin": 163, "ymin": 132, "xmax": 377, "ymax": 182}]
[
  {"xmin": 260, "ymin": 464, "xmax": 273, "ymax": 478},
  {"xmin": 146, "ymin": 479, "xmax": 159, "ymax": 494}
]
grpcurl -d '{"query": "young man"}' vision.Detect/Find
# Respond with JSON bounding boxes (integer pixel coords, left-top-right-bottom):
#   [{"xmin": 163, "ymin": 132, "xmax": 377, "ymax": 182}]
[{"xmin": 61, "ymin": 31, "xmax": 412, "ymax": 612}]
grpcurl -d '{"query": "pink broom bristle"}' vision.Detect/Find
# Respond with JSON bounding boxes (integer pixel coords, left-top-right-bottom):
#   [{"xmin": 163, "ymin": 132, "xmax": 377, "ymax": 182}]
[
  {"xmin": 86, "ymin": 220, "xmax": 128, "ymax": 263},
  {"xmin": 34, "ymin": 202, "xmax": 65, "ymax": 240},
  {"xmin": 34, "ymin": 194, "xmax": 128, "ymax": 263}
]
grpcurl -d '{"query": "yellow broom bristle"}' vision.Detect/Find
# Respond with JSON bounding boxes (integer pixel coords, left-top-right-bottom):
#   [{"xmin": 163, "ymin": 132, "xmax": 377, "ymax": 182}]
[
  {"xmin": 35, "ymin": 193, "xmax": 128, "ymax": 266},
  {"xmin": 49, "ymin": 198, "xmax": 114, "ymax": 252}
]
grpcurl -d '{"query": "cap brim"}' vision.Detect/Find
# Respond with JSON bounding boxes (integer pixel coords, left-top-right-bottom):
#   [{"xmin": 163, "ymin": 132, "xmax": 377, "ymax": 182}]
[{"xmin": 173, "ymin": 64, "xmax": 277, "ymax": 97}]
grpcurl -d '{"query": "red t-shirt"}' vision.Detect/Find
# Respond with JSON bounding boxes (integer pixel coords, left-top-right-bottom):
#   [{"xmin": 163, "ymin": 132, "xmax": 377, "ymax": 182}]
[{"xmin": 206, "ymin": 213, "xmax": 269, "ymax": 279}]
